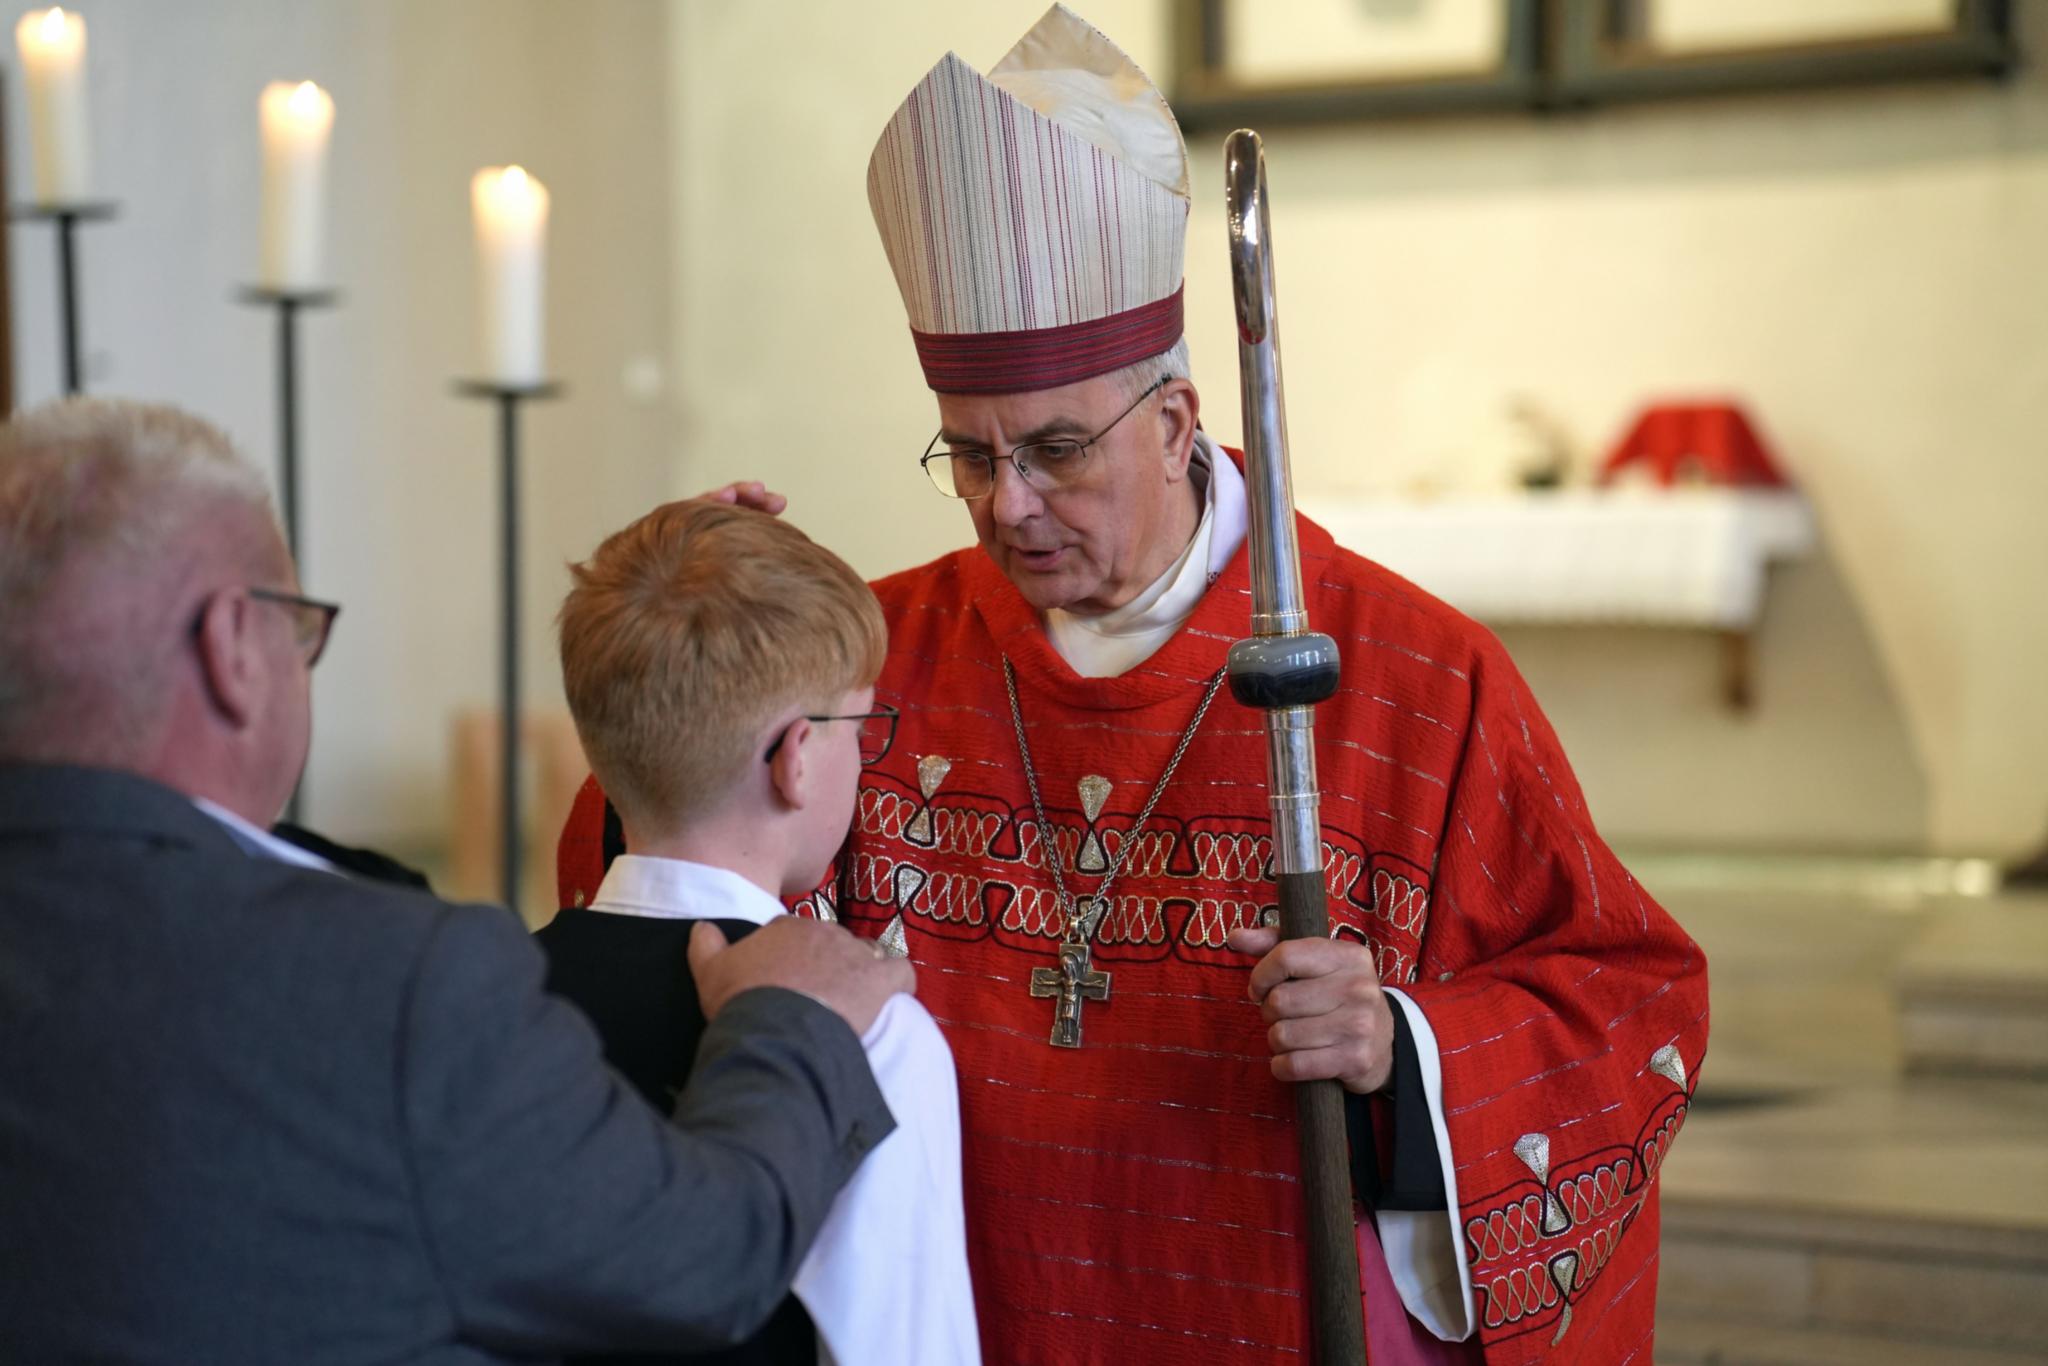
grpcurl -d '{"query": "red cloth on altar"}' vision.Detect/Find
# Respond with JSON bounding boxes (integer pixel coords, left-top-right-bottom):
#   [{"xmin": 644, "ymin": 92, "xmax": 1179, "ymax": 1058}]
[
  {"xmin": 559, "ymin": 490, "xmax": 1707, "ymax": 1365},
  {"xmin": 1599, "ymin": 401, "xmax": 1790, "ymax": 487}
]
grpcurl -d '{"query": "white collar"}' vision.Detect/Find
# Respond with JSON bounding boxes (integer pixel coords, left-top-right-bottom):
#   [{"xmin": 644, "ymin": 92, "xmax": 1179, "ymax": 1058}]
[
  {"xmin": 588, "ymin": 854, "xmax": 787, "ymax": 925},
  {"xmin": 1043, "ymin": 431, "xmax": 1249, "ymax": 677},
  {"xmin": 1194, "ymin": 431, "xmax": 1249, "ymax": 581},
  {"xmin": 190, "ymin": 797, "xmax": 337, "ymax": 874}
]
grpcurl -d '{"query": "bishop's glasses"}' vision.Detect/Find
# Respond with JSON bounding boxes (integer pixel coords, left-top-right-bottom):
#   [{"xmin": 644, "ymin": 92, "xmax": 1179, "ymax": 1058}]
[{"xmin": 919, "ymin": 377, "xmax": 1169, "ymax": 500}]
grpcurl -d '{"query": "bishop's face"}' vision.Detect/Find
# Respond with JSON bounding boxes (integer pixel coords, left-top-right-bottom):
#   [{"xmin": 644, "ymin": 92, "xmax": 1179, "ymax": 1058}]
[{"xmin": 935, "ymin": 374, "xmax": 1199, "ymax": 616}]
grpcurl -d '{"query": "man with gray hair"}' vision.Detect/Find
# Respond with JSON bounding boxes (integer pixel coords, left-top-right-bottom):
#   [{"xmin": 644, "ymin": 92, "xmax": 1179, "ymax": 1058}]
[
  {"xmin": 0, "ymin": 401, "xmax": 319, "ymax": 814},
  {"xmin": 0, "ymin": 397, "xmax": 916, "ymax": 1364}
]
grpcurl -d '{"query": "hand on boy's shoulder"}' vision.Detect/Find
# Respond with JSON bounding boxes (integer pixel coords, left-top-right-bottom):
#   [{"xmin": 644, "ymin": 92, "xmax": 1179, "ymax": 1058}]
[
  {"xmin": 698, "ymin": 480, "xmax": 787, "ymax": 516},
  {"xmin": 688, "ymin": 917, "xmax": 914, "ymax": 1037}
]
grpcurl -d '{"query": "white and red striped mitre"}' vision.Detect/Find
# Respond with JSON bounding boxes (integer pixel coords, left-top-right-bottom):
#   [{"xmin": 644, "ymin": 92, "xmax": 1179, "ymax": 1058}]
[{"xmin": 866, "ymin": 4, "xmax": 1189, "ymax": 395}]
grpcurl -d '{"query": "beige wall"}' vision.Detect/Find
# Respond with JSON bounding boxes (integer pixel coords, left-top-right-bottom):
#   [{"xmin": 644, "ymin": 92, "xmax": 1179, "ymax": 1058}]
[
  {"xmin": 8, "ymin": 0, "xmax": 675, "ymax": 847},
  {"xmin": 667, "ymin": 0, "xmax": 2048, "ymax": 856}
]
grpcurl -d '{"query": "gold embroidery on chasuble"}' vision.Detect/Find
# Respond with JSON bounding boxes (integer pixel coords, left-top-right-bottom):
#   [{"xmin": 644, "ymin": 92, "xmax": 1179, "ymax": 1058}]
[
  {"xmin": 1466, "ymin": 1047, "xmax": 1697, "ymax": 1341},
  {"xmin": 826, "ymin": 730, "xmax": 1443, "ymax": 1019}
]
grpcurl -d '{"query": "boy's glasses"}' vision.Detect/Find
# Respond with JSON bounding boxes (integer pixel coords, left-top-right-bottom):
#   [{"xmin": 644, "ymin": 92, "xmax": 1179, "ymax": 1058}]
[{"xmin": 764, "ymin": 703, "xmax": 899, "ymax": 767}]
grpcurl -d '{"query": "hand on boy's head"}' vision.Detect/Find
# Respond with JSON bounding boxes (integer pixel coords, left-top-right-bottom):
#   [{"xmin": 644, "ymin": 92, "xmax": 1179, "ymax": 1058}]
[
  {"xmin": 697, "ymin": 481, "xmax": 788, "ymax": 517},
  {"xmin": 688, "ymin": 917, "xmax": 914, "ymax": 1037}
]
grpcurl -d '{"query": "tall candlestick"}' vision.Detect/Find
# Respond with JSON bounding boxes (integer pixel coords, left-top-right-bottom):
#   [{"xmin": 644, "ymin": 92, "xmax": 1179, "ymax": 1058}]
[
  {"xmin": 258, "ymin": 80, "xmax": 335, "ymax": 292},
  {"xmin": 470, "ymin": 165, "xmax": 549, "ymax": 387},
  {"xmin": 15, "ymin": 7, "xmax": 90, "ymax": 206},
  {"xmin": 453, "ymin": 378, "xmax": 562, "ymax": 914}
]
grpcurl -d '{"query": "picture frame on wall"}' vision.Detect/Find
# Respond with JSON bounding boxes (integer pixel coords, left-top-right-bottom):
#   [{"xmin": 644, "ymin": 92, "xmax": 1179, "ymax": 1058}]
[
  {"xmin": 1173, "ymin": 1, "xmax": 2014, "ymax": 130},
  {"xmin": 1171, "ymin": 0, "xmax": 1542, "ymax": 131},
  {"xmin": 1552, "ymin": 0, "xmax": 2013, "ymax": 105}
]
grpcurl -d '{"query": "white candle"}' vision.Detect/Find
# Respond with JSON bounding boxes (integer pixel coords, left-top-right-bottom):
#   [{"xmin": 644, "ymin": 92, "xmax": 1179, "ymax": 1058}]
[
  {"xmin": 471, "ymin": 165, "xmax": 549, "ymax": 386},
  {"xmin": 15, "ymin": 7, "xmax": 90, "ymax": 205},
  {"xmin": 258, "ymin": 80, "xmax": 335, "ymax": 292}
]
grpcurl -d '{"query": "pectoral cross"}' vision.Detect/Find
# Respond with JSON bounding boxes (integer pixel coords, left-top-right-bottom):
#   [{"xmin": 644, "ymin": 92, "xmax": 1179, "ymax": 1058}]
[{"xmin": 1030, "ymin": 937, "xmax": 1112, "ymax": 1048}]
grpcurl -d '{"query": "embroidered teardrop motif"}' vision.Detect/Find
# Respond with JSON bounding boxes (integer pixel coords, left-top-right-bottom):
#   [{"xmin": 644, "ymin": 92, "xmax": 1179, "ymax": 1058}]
[
  {"xmin": 905, "ymin": 754, "xmax": 953, "ymax": 846},
  {"xmin": 1075, "ymin": 775, "xmax": 1113, "ymax": 873},
  {"xmin": 1649, "ymin": 1044, "xmax": 1687, "ymax": 1091},
  {"xmin": 877, "ymin": 914, "xmax": 910, "ymax": 960}
]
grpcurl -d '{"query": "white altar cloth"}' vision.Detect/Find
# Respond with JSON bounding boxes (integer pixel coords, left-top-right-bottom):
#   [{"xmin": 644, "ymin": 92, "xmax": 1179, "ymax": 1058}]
[{"xmin": 1308, "ymin": 489, "xmax": 1814, "ymax": 630}]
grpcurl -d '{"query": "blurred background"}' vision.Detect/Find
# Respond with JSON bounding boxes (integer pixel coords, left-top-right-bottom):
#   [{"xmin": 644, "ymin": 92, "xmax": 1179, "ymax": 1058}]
[{"xmin": 6, "ymin": 1, "xmax": 2044, "ymax": 1359}]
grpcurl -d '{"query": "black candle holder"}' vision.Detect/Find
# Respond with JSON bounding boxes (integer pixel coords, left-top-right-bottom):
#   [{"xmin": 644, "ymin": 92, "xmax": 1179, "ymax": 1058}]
[
  {"xmin": 10, "ymin": 200, "xmax": 118, "ymax": 395},
  {"xmin": 454, "ymin": 378, "xmax": 563, "ymax": 914},
  {"xmin": 236, "ymin": 286, "xmax": 340, "ymax": 564},
  {"xmin": 238, "ymin": 286, "xmax": 339, "ymax": 827}
]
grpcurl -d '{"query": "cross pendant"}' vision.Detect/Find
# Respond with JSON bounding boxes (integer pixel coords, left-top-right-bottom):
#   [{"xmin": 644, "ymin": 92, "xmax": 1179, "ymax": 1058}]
[{"xmin": 1030, "ymin": 936, "xmax": 1111, "ymax": 1049}]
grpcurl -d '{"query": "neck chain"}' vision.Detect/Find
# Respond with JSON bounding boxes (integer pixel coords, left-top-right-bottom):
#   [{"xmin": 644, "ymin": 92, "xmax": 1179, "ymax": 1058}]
[{"xmin": 1003, "ymin": 657, "xmax": 1227, "ymax": 1046}]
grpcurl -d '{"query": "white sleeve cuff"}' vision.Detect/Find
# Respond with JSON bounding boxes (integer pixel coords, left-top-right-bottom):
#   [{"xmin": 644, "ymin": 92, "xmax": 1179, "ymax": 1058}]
[{"xmin": 1377, "ymin": 987, "xmax": 1477, "ymax": 1342}]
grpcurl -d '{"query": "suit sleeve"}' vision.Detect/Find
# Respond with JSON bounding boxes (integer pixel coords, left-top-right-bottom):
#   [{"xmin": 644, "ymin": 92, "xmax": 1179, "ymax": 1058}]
[{"xmin": 395, "ymin": 902, "xmax": 895, "ymax": 1356}]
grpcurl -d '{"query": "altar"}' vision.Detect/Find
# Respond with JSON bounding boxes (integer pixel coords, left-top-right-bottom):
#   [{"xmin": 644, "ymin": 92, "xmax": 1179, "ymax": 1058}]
[{"xmin": 1309, "ymin": 488, "xmax": 1817, "ymax": 708}]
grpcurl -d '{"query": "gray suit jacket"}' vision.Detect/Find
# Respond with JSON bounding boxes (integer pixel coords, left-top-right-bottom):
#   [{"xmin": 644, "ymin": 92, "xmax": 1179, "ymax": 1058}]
[{"xmin": 0, "ymin": 764, "xmax": 894, "ymax": 1364}]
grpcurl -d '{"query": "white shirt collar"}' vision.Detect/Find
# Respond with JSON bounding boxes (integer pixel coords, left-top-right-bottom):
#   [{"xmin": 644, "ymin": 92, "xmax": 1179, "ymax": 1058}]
[
  {"xmin": 1195, "ymin": 431, "xmax": 1250, "ymax": 581},
  {"xmin": 1043, "ymin": 431, "xmax": 1249, "ymax": 678},
  {"xmin": 190, "ymin": 797, "xmax": 338, "ymax": 874},
  {"xmin": 588, "ymin": 854, "xmax": 787, "ymax": 926}
]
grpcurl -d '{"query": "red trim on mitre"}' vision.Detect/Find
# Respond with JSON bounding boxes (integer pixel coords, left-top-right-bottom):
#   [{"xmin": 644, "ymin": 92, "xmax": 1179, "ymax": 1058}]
[{"xmin": 911, "ymin": 287, "xmax": 1184, "ymax": 394}]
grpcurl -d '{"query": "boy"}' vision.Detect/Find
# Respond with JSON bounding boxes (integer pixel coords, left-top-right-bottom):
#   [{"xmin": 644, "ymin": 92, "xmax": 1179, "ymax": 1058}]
[{"xmin": 540, "ymin": 500, "xmax": 978, "ymax": 1366}]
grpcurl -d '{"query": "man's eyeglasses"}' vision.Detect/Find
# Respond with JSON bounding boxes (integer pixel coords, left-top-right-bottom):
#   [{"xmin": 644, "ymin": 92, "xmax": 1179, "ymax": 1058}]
[
  {"xmin": 919, "ymin": 376, "xmax": 1170, "ymax": 500},
  {"xmin": 764, "ymin": 703, "xmax": 899, "ymax": 767},
  {"xmin": 248, "ymin": 587, "xmax": 342, "ymax": 666}
]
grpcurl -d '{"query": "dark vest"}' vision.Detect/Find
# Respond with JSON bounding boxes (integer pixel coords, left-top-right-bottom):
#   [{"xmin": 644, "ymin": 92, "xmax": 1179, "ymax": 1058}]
[{"xmin": 536, "ymin": 910, "xmax": 816, "ymax": 1366}]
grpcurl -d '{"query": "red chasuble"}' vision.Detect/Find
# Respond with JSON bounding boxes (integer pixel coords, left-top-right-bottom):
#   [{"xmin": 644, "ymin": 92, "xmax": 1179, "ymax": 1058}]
[{"xmin": 560, "ymin": 507, "xmax": 1708, "ymax": 1365}]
